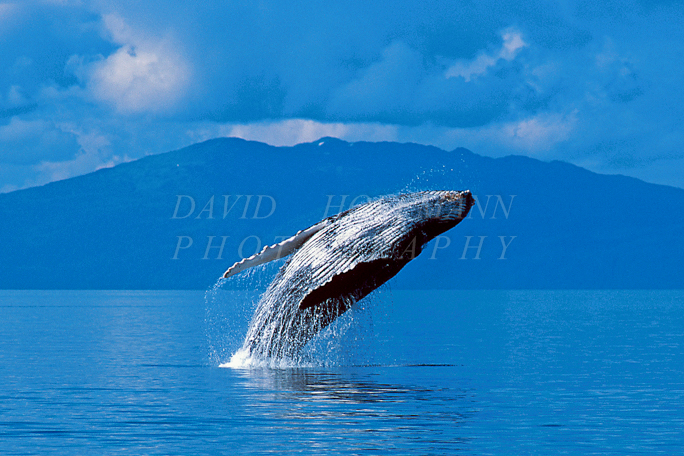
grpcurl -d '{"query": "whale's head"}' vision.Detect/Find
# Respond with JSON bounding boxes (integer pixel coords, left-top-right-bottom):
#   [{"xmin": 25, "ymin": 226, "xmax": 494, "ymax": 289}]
[
  {"xmin": 402, "ymin": 189, "xmax": 474, "ymax": 232},
  {"xmin": 379, "ymin": 190, "xmax": 475, "ymax": 259}
]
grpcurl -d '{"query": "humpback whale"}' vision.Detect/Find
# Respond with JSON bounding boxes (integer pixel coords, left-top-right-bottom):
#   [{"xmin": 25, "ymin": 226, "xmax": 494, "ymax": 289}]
[{"xmin": 222, "ymin": 190, "xmax": 474, "ymax": 360}]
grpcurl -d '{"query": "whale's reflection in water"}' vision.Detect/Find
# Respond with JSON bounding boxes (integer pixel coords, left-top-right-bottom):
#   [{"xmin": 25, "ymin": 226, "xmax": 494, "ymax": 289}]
[{"xmin": 228, "ymin": 366, "xmax": 475, "ymax": 453}]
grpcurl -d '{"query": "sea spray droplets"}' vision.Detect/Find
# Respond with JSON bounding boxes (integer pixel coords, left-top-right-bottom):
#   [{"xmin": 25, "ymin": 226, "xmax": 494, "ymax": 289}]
[
  {"xmin": 401, "ymin": 165, "xmax": 452, "ymax": 193},
  {"xmin": 205, "ymin": 260, "xmax": 283, "ymax": 366},
  {"xmin": 223, "ymin": 294, "xmax": 379, "ymax": 369},
  {"xmin": 302, "ymin": 295, "xmax": 380, "ymax": 367}
]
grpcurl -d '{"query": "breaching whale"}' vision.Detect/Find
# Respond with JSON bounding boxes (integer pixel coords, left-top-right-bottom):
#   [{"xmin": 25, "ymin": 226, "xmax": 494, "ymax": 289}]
[{"xmin": 222, "ymin": 190, "xmax": 474, "ymax": 360}]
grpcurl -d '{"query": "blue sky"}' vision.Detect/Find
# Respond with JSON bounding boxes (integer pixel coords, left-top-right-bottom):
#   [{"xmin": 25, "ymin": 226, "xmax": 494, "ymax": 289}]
[{"xmin": 1, "ymin": 0, "xmax": 684, "ymax": 192}]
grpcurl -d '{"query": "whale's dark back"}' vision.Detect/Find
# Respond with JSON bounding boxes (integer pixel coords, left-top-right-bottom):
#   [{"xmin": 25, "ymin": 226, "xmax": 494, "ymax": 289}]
[{"xmin": 240, "ymin": 190, "xmax": 474, "ymax": 360}]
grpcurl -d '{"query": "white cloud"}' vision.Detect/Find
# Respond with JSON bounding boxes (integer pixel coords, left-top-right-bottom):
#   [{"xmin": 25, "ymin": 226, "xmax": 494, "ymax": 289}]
[
  {"xmin": 0, "ymin": 183, "xmax": 19, "ymax": 193},
  {"xmin": 188, "ymin": 119, "xmax": 399, "ymax": 147},
  {"xmin": 446, "ymin": 29, "xmax": 527, "ymax": 81},
  {"xmin": 499, "ymin": 111, "xmax": 577, "ymax": 153},
  {"xmin": 184, "ymin": 109, "xmax": 575, "ymax": 162},
  {"xmin": 500, "ymin": 30, "xmax": 526, "ymax": 59},
  {"xmin": 33, "ymin": 123, "xmax": 130, "ymax": 185},
  {"xmin": 88, "ymin": 45, "xmax": 189, "ymax": 113},
  {"xmin": 35, "ymin": 149, "xmax": 124, "ymax": 184},
  {"xmin": 100, "ymin": 13, "xmax": 135, "ymax": 46},
  {"xmin": 82, "ymin": 14, "xmax": 191, "ymax": 114},
  {"xmin": 418, "ymin": 111, "xmax": 577, "ymax": 157},
  {"xmin": 186, "ymin": 109, "xmax": 576, "ymax": 159}
]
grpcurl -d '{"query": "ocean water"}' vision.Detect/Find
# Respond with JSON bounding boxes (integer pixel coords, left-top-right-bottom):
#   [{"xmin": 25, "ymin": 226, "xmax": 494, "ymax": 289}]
[{"xmin": 1, "ymin": 289, "xmax": 683, "ymax": 455}]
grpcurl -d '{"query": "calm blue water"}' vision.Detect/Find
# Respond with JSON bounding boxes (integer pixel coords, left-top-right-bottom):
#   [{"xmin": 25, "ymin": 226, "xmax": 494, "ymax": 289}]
[{"xmin": 1, "ymin": 289, "xmax": 683, "ymax": 455}]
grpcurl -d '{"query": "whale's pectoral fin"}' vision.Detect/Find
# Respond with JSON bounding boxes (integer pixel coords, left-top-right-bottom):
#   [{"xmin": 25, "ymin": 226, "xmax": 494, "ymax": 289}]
[{"xmin": 222, "ymin": 219, "xmax": 331, "ymax": 279}]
